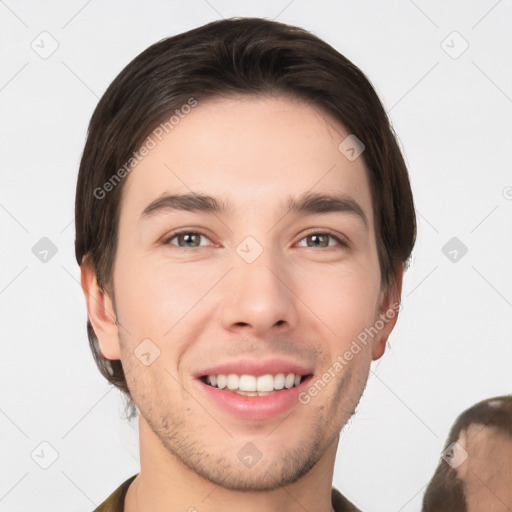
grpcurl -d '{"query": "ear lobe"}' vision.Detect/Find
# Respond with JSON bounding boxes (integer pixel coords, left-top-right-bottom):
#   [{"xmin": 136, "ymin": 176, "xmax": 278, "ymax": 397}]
[
  {"xmin": 80, "ymin": 255, "xmax": 121, "ymax": 360},
  {"xmin": 371, "ymin": 262, "xmax": 404, "ymax": 361}
]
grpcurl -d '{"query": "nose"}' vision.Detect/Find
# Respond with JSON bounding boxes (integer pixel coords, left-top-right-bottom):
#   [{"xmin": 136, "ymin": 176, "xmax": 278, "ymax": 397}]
[{"xmin": 219, "ymin": 253, "xmax": 299, "ymax": 337}]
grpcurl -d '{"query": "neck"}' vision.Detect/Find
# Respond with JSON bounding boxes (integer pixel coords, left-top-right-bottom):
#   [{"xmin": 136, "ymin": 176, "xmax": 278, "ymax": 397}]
[{"xmin": 124, "ymin": 416, "xmax": 339, "ymax": 512}]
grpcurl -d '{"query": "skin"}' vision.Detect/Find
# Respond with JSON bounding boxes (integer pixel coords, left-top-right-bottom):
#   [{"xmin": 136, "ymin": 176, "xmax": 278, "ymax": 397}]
[
  {"xmin": 81, "ymin": 94, "xmax": 403, "ymax": 512},
  {"xmin": 456, "ymin": 424, "xmax": 512, "ymax": 511}
]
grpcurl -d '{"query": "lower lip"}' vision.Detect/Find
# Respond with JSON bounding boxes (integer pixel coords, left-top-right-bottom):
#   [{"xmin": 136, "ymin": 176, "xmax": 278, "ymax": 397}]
[{"xmin": 195, "ymin": 377, "xmax": 312, "ymax": 421}]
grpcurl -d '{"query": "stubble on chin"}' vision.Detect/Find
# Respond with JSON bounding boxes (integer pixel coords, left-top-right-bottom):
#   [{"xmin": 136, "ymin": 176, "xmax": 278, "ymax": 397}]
[{"xmin": 128, "ymin": 358, "xmax": 368, "ymax": 492}]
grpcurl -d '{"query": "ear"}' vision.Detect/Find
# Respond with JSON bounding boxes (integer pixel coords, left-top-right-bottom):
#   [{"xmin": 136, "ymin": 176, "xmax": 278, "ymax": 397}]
[
  {"xmin": 80, "ymin": 255, "xmax": 121, "ymax": 360},
  {"xmin": 371, "ymin": 261, "xmax": 404, "ymax": 361}
]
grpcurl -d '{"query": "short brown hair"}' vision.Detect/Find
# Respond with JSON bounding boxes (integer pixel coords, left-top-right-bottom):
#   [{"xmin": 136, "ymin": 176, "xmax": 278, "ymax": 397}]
[
  {"xmin": 422, "ymin": 396, "xmax": 512, "ymax": 512},
  {"xmin": 75, "ymin": 17, "xmax": 416, "ymax": 412}
]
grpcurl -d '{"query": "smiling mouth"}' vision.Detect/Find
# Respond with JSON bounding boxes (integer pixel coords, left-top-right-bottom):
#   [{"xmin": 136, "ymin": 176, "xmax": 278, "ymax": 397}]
[{"xmin": 199, "ymin": 373, "xmax": 312, "ymax": 396}]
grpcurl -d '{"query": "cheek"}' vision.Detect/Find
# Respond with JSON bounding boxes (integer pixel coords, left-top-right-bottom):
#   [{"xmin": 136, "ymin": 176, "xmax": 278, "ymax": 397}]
[
  {"xmin": 115, "ymin": 258, "xmax": 197, "ymax": 321},
  {"xmin": 114, "ymin": 253, "xmax": 216, "ymax": 336},
  {"xmin": 293, "ymin": 258, "xmax": 381, "ymax": 342}
]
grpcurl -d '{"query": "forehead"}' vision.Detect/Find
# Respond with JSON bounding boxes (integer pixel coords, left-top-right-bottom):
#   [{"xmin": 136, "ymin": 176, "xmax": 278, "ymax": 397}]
[{"xmin": 120, "ymin": 94, "xmax": 374, "ymax": 227}]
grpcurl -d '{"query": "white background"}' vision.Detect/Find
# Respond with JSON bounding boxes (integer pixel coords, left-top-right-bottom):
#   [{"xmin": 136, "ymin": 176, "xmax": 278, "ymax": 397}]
[{"xmin": 1, "ymin": 1, "xmax": 511, "ymax": 511}]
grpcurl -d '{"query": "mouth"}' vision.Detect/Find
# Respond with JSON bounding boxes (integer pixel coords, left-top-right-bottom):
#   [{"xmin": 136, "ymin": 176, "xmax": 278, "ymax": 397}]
[
  {"xmin": 199, "ymin": 372, "xmax": 310, "ymax": 396},
  {"xmin": 194, "ymin": 360, "xmax": 314, "ymax": 420}
]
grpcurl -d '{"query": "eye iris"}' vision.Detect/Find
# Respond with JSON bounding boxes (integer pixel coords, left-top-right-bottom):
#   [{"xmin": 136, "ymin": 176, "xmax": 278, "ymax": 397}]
[
  {"xmin": 308, "ymin": 234, "xmax": 329, "ymax": 247},
  {"xmin": 179, "ymin": 233, "xmax": 200, "ymax": 247}
]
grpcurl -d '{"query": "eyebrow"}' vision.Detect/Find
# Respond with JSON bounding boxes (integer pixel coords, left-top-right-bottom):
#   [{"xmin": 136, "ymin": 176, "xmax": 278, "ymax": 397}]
[{"xmin": 140, "ymin": 191, "xmax": 368, "ymax": 228}]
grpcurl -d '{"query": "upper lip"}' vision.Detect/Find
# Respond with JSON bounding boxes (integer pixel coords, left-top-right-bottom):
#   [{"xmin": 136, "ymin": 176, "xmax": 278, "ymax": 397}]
[{"xmin": 194, "ymin": 357, "xmax": 313, "ymax": 379}]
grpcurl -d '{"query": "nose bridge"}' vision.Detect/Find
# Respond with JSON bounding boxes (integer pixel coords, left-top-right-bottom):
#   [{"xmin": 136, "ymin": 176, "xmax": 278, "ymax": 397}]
[{"xmin": 220, "ymin": 241, "xmax": 297, "ymax": 334}]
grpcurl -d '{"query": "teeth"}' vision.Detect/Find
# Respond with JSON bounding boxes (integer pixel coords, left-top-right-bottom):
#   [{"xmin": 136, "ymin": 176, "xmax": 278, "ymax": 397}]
[
  {"xmin": 239, "ymin": 375, "xmax": 256, "ymax": 392},
  {"xmin": 204, "ymin": 372, "xmax": 304, "ymax": 392},
  {"xmin": 284, "ymin": 373, "xmax": 295, "ymax": 389},
  {"xmin": 256, "ymin": 374, "xmax": 274, "ymax": 392},
  {"xmin": 274, "ymin": 373, "xmax": 285, "ymax": 390},
  {"xmin": 235, "ymin": 390, "xmax": 258, "ymax": 396},
  {"xmin": 217, "ymin": 375, "xmax": 227, "ymax": 389},
  {"xmin": 227, "ymin": 374, "xmax": 239, "ymax": 390}
]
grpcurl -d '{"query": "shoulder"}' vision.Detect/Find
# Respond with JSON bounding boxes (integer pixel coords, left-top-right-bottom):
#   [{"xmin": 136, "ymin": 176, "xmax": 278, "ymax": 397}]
[
  {"xmin": 332, "ymin": 486, "xmax": 363, "ymax": 512},
  {"xmin": 92, "ymin": 474, "xmax": 138, "ymax": 512}
]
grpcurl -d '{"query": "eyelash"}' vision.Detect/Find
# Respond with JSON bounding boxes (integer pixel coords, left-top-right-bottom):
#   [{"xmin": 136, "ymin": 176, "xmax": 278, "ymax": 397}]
[{"xmin": 162, "ymin": 229, "xmax": 348, "ymax": 249}]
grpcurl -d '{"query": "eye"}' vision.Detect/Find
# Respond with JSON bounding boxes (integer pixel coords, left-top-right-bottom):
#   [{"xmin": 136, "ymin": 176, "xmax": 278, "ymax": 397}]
[
  {"xmin": 296, "ymin": 231, "xmax": 347, "ymax": 249},
  {"xmin": 162, "ymin": 230, "xmax": 347, "ymax": 250},
  {"xmin": 163, "ymin": 230, "xmax": 212, "ymax": 248}
]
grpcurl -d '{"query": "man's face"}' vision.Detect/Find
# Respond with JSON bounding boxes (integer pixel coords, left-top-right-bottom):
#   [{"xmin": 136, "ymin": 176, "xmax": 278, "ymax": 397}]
[{"xmin": 97, "ymin": 94, "xmax": 399, "ymax": 490}]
